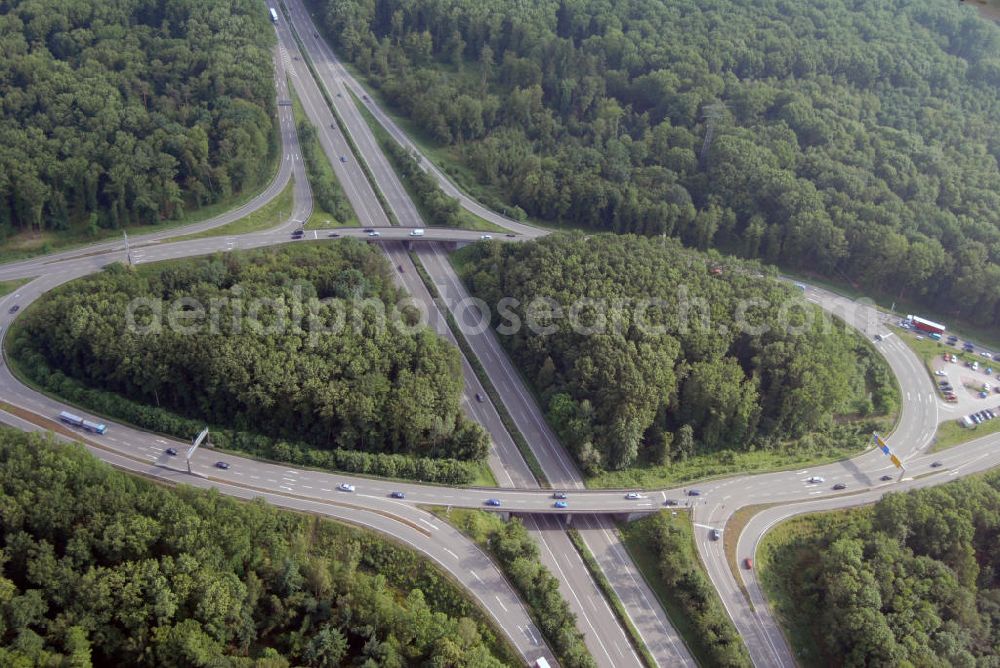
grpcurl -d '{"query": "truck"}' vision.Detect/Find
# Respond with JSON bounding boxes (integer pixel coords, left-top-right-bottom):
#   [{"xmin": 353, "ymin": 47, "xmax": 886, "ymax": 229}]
[
  {"xmin": 906, "ymin": 314, "xmax": 946, "ymax": 336},
  {"xmin": 408, "ymin": 228, "xmax": 425, "ymax": 237},
  {"xmin": 58, "ymin": 411, "xmax": 107, "ymax": 435},
  {"xmin": 533, "ymin": 659, "xmax": 551, "ymax": 668},
  {"xmin": 269, "ymin": 7, "xmax": 278, "ymax": 22}
]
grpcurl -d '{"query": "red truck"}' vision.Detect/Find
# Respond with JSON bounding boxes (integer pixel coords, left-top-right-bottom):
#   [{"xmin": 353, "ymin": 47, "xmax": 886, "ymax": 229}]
[{"xmin": 906, "ymin": 315, "xmax": 945, "ymax": 336}]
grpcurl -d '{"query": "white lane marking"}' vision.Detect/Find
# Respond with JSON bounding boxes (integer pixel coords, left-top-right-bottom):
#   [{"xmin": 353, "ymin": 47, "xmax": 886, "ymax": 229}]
[
  {"xmin": 443, "ymin": 548, "xmax": 458, "ymax": 559},
  {"xmin": 470, "ymin": 571, "xmax": 483, "ymax": 583},
  {"xmin": 418, "ymin": 518, "xmax": 439, "ymax": 531},
  {"xmin": 809, "ymin": 490, "xmax": 822, "ymax": 495},
  {"xmin": 280, "ymin": 486, "xmax": 294, "ymax": 492},
  {"xmin": 321, "ymin": 488, "xmax": 332, "ymax": 493},
  {"xmin": 494, "ymin": 596, "xmax": 508, "ymax": 613}
]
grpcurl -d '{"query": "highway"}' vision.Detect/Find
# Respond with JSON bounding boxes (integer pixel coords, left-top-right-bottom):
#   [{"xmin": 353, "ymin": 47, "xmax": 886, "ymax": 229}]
[
  {"xmin": 2, "ymin": 6, "xmax": 1000, "ymax": 668},
  {"xmin": 276, "ymin": 3, "xmax": 656, "ymax": 664}
]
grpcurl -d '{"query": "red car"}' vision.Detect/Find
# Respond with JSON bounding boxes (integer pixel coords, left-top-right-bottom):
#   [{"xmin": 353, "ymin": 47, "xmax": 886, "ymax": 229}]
[{"xmin": 744, "ymin": 558, "xmax": 753, "ymax": 570}]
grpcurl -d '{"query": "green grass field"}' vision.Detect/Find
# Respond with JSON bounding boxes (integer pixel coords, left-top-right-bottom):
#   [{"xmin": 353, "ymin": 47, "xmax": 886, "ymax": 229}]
[{"xmin": 170, "ymin": 180, "xmax": 295, "ymax": 242}]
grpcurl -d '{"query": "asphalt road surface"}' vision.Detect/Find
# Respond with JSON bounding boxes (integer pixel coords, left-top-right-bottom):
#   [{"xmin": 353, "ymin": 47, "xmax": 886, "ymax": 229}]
[{"xmin": 1, "ymin": 7, "xmax": 999, "ymax": 668}]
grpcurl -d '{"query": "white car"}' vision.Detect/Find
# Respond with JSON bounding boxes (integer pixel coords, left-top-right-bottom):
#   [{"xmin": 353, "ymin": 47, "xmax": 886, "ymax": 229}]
[
  {"xmin": 625, "ymin": 491, "xmax": 641, "ymax": 500},
  {"xmin": 806, "ymin": 476, "xmax": 825, "ymax": 484},
  {"xmin": 338, "ymin": 483, "xmax": 355, "ymax": 492},
  {"xmin": 367, "ymin": 230, "xmax": 381, "ymax": 237},
  {"xmin": 935, "ymin": 370, "xmax": 947, "ymax": 376},
  {"xmin": 480, "ymin": 234, "xmax": 492, "ymax": 240}
]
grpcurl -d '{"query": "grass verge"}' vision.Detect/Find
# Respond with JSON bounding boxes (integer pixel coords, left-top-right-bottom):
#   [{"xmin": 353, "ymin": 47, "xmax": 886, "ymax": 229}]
[
  {"xmin": 170, "ymin": 180, "xmax": 295, "ymax": 242},
  {"xmin": 723, "ymin": 502, "xmax": 780, "ymax": 604},
  {"xmin": 931, "ymin": 417, "xmax": 1000, "ymax": 452},
  {"xmin": 619, "ymin": 510, "xmax": 750, "ymax": 667},
  {"xmin": 409, "ymin": 249, "xmax": 548, "ymax": 485},
  {"xmin": 566, "ymin": 529, "xmax": 657, "ymax": 668},
  {"xmin": 289, "ymin": 77, "xmax": 357, "ymax": 229},
  {"xmin": 0, "ymin": 277, "xmax": 32, "ymax": 298}
]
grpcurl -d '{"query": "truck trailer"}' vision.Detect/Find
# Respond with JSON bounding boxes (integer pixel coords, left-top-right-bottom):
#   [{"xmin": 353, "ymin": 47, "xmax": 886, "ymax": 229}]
[
  {"xmin": 906, "ymin": 315, "xmax": 946, "ymax": 336},
  {"xmin": 58, "ymin": 411, "xmax": 107, "ymax": 435}
]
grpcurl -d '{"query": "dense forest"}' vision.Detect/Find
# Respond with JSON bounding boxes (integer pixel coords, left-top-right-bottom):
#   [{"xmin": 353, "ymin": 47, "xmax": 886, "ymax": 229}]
[
  {"xmin": 459, "ymin": 235, "xmax": 895, "ymax": 472},
  {"xmin": 11, "ymin": 243, "xmax": 491, "ymax": 472},
  {"xmin": 316, "ymin": 0, "xmax": 1000, "ymax": 327},
  {"xmin": 761, "ymin": 475, "xmax": 1000, "ymax": 666},
  {"xmin": 0, "ymin": 0, "xmax": 277, "ymax": 236},
  {"xmin": 622, "ymin": 512, "xmax": 748, "ymax": 667},
  {"xmin": 0, "ymin": 429, "xmax": 511, "ymax": 666}
]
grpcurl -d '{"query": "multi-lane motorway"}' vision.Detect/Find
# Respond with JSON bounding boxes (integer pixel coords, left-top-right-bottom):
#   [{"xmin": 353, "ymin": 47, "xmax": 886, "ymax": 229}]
[{"xmin": 2, "ymin": 5, "xmax": 1000, "ymax": 668}]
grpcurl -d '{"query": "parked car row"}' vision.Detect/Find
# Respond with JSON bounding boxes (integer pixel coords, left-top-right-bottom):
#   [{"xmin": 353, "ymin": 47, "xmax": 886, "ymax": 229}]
[{"xmin": 962, "ymin": 409, "xmax": 998, "ymax": 427}]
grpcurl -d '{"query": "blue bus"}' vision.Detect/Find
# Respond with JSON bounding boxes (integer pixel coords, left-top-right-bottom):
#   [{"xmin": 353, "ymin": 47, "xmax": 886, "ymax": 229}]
[{"xmin": 58, "ymin": 411, "xmax": 107, "ymax": 435}]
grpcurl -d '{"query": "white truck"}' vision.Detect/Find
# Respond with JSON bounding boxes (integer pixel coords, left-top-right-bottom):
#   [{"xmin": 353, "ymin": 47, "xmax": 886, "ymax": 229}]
[{"xmin": 409, "ymin": 228, "xmax": 425, "ymax": 237}]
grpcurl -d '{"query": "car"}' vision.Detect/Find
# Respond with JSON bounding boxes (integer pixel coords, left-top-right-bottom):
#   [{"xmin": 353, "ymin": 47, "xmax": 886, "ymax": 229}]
[
  {"xmin": 505, "ymin": 233, "xmax": 516, "ymax": 238},
  {"xmin": 833, "ymin": 483, "xmax": 847, "ymax": 490},
  {"xmin": 485, "ymin": 498, "xmax": 501, "ymax": 507},
  {"xmin": 339, "ymin": 156, "xmax": 347, "ymax": 163},
  {"xmin": 554, "ymin": 501, "xmax": 568, "ymax": 509},
  {"xmin": 367, "ymin": 230, "xmax": 381, "ymax": 237},
  {"xmin": 947, "ymin": 335, "xmax": 959, "ymax": 341},
  {"xmin": 390, "ymin": 491, "xmax": 405, "ymax": 499},
  {"xmin": 293, "ymin": 55, "xmax": 299, "ymax": 60},
  {"xmin": 475, "ymin": 392, "xmax": 485, "ymax": 402},
  {"xmin": 663, "ymin": 499, "xmax": 677, "ymax": 506},
  {"xmin": 364, "ymin": 228, "xmax": 375, "ymax": 233},
  {"xmin": 7, "ymin": 305, "xmax": 18, "ymax": 314},
  {"xmin": 880, "ymin": 474, "xmax": 893, "ymax": 481},
  {"xmin": 336, "ymin": 92, "xmax": 342, "ymax": 97},
  {"xmin": 215, "ymin": 461, "xmax": 230, "ymax": 469},
  {"xmin": 973, "ymin": 414, "xmax": 982, "ymax": 424},
  {"xmin": 480, "ymin": 234, "xmax": 492, "ymax": 240},
  {"xmin": 744, "ymin": 558, "xmax": 753, "ymax": 570},
  {"xmin": 945, "ymin": 396, "xmax": 958, "ymax": 403},
  {"xmin": 710, "ymin": 528, "xmax": 721, "ymax": 541},
  {"xmin": 935, "ymin": 370, "xmax": 947, "ymax": 376},
  {"xmin": 931, "ymin": 461, "xmax": 943, "ymax": 468},
  {"xmin": 362, "ymin": 94, "xmax": 369, "ymax": 101},
  {"xmin": 981, "ymin": 391, "xmax": 989, "ymax": 398},
  {"xmin": 688, "ymin": 489, "xmax": 702, "ymax": 496},
  {"xmin": 165, "ymin": 448, "xmax": 177, "ymax": 456},
  {"xmin": 552, "ymin": 492, "xmax": 568, "ymax": 500},
  {"xmin": 988, "ymin": 410, "xmax": 997, "ymax": 418},
  {"xmin": 291, "ymin": 230, "xmax": 304, "ymax": 238},
  {"xmin": 313, "ymin": 32, "xmax": 318, "ymax": 37},
  {"xmin": 397, "ymin": 264, "xmax": 404, "ymax": 272},
  {"xmin": 807, "ymin": 476, "xmax": 825, "ymax": 484},
  {"xmin": 983, "ymin": 352, "xmax": 993, "ymax": 359},
  {"xmin": 328, "ymin": 232, "xmax": 340, "ymax": 238},
  {"xmin": 338, "ymin": 483, "xmax": 355, "ymax": 492},
  {"xmin": 625, "ymin": 492, "xmax": 641, "ymax": 500}
]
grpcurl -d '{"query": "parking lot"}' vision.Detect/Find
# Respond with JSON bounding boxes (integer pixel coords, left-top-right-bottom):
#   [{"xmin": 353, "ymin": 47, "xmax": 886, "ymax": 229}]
[{"xmin": 931, "ymin": 352, "xmax": 1000, "ymax": 416}]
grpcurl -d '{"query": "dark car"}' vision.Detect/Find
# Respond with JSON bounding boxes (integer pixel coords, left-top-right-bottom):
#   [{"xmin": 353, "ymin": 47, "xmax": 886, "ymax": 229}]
[
  {"xmin": 710, "ymin": 528, "xmax": 721, "ymax": 541},
  {"xmin": 880, "ymin": 475, "xmax": 893, "ymax": 481},
  {"xmin": 552, "ymin": 492, "xmax": 568, "ymax": 500},
  {"xmin": 364, "ymin": 228, "xmax": 375, "ymax": 233},
  {"xmin": 390, "ymin": 491, "xmax": 405, "ymax": 499},
  {"xmin": 688, "ymin": 489, "xmax": 702, "ymax": 496},
  {"xmin": 7, "ymin": 305, "xmax": 18, "ymax": 314},
  {"xmin": 485, "ymin": 498, "xmax": 501, "ymax": 507},
  {"xmin": 475, "ymin": 392, "xmax": 485, "ymax": 402},
  {"xmin": 165, "ymin": 448, "xmax": 177, "ymax": 456},
  {"xmin": 397, "ymin": 264, "xmax": 404, "ymax": 272},
  {"xmin": 931, "ymin": 461, "xmax": 943, "ymax": 468},
  {"xmin": 339, "ymin": 156, "xmax": 347, "ymax": 163},
  {"xmin": 313, "ymin": 32, "xmax": 318, "ymax": 37},
  {"xmin": 663, "ymin": 499, "xmax": 677, "ymax": 506},
  {"xmin": 215, "ymin": 461, "xmax": 231, "ymax": 470},
  {"xmin": 744, "ymin": 558, "xmax": 753, "ymax": 570},
  {"xmin": 833, "ymin": 483, "xmax": 847, "ymax": 490},
  {"xmin": 291, "ymin": 230, "xmax": 304, "ymax": 238},
  {"xmin": 506, "ymin": 233, "xmax": 516, "ymax": 238},
  {"xmin": 328, "ymin": 232, "xmax": 339, "ymax": 238}
]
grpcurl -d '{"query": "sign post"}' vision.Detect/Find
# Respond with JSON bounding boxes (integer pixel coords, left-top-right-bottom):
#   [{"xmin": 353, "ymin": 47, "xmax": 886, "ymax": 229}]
[{"xmin": 186, "ymin": 428, "xmax": 209, "ymax": 474}]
